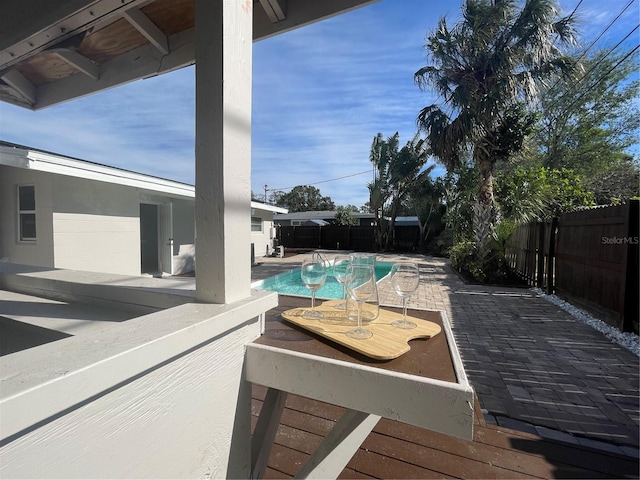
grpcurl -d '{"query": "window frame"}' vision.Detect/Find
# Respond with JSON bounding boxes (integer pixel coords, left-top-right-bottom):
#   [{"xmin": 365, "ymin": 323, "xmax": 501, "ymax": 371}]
[
  {"xmin": 251, "ymin": 216, "xmax": 263, "ymax": 233},
  {"xmin": 17, "ymin": 184, "xmax": 37, "ymax": 242}
]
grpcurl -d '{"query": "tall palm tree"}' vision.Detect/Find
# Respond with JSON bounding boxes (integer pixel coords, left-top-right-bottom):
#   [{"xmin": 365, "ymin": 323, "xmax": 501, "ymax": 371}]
[
  {"xmin": 415, "ymin": 0, "xmax": 578, "ymax": 263},
  {"xmin": 368, "ymin": 132, "xmax": 397, "ymax": 250},
  {"xmin": 368, "ymin": 132, "xmax": 430, "ymax": 250}
]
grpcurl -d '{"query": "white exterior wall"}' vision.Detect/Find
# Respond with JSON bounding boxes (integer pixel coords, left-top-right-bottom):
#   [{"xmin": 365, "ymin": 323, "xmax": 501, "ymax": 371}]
[
  {"xmin": 52, "ymin": 175, "xmax": 140, "ymax": 275},
  {"xmin": 0, "ymin": 165, "xmax": 140, "ymax": 275},
  {"xmin": 251, "ymin": 212, "xmax": 276, "ymax": 258},
  {"xmin": 172, "ymin": 199, "xmax": 195, "ymax": 255},
  {"xmin": 0, "ymin": 165, "xmax": 55, "ymax": 267}
]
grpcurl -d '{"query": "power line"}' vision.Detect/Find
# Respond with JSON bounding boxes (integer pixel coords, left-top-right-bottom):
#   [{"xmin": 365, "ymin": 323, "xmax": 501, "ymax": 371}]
[
  {"xmin": 546, "ymin": 0, "xmax": 636, "ymax": 97},
  {"xmin": 269, "ymin": 169, "xmax": 372, "ymax": 192},
  {"xmin": 575, "ymin": 0, "xmax": 635, "ymax": 60},
  {"xmin": 560, "ymin": 42, "xmax": 640, "ymax": 118}
]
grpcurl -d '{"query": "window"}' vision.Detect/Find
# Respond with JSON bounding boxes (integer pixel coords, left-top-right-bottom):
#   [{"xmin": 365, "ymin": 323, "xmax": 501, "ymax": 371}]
[
  {"xmin": 251, "ymin": 216, "xmax": 262, "ymax": 232},
  {"xmin": 18, "ymin": 185, "xmax": 36, "ymax": 241}
]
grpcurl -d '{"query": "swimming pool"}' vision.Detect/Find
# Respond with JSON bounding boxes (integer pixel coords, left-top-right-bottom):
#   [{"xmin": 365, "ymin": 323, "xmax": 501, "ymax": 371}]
[{"xmin": 252, "ymin": 262, "xmax": 393, "ymax": 299}]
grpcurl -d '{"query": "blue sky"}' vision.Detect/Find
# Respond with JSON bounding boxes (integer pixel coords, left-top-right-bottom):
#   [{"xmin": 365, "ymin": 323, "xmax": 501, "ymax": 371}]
[{"xmin": 1, "ymin": 0, "xmax": 638, "ymax": 208}]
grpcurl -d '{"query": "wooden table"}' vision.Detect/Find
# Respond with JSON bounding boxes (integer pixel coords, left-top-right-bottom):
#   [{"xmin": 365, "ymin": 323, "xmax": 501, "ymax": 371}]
[{"xmin": 245, "ymin": 295, "xmax": 474, "ymax": 479}]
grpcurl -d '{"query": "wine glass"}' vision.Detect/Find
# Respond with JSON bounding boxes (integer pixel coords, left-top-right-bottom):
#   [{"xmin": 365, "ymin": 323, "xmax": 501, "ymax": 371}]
[
  {"xmin": 345, "ymin": 264, "xmax": 375, "ymax": 340},
  {"xmin": 300, "ymin": 256, "xmax": 327, "ymax": 318},
  {"xmin": 390, "ymin": 262, "xmax": 420, "ymax": 329},
  {"xmin": 332, "ymin": 255, "xmax": 350, "ymax": 310}
]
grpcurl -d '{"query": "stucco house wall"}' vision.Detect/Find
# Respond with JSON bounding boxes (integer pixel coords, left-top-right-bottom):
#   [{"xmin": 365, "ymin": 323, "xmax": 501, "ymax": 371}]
[
  {"xmin": 52, "ymin": 174, "xmax": 142, "ymax": 275},
  {"xmin": 172, "ymin": 200, "xmax": 195, "ymax": 256},
  {"xmin": 0, "ymin": 165, "xmax": 55, "ymax": 267},
  {"xmin": 251, "ymin": 206, "xmax": 284, "ymax": 258},
  {"xmin": 0, "ymin": 143, "xmax": 286, "ymax": 276}
]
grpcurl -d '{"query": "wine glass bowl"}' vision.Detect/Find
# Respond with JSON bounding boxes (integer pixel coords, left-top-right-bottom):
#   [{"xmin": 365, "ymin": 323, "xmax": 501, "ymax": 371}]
[
  {"xmin": 300, "ymin": 256, "xmax": 327, "ymax": 318},
  {"xmin": 332, "ymin": 255, "xmax": 350, "ymax": 310},
  {"xmin": 344, "ymin": 264, "xmax": 374, "ymax": 340},
  {"xmin": 390, "ymin": 262, "xmax": 420, "ymax": 329}
]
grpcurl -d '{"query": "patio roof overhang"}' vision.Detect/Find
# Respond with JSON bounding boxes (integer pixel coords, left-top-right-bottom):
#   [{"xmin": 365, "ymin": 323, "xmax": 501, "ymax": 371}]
[
  {"xmin": 0, "ymin": 0, "xmax": 377, "ymax": 110},
  {"xmin": 0, "ymin": 0, "xmax": 378, "ymax": 305}
]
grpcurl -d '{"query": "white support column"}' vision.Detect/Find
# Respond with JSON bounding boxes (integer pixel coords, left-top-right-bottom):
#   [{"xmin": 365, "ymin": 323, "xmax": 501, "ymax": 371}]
[{"xmin": 195, "ymin": 0, "xmax": 253, "ymax": 303}]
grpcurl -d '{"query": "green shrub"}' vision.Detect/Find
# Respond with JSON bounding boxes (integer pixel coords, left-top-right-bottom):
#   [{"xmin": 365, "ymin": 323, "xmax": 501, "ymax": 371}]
[
  {"xmin": 448, "ymin": 241, "xmax": 487, "ymax": 282},
  {"xmin": 449, "ymin": 239, "xmax": 522, "ymax": 285}
]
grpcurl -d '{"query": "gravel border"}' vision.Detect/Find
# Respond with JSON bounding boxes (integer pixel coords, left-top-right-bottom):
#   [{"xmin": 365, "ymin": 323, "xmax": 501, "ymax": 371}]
[{"xmin": 532, "ymin": 288, "xmax": 640, "ymax": 357}]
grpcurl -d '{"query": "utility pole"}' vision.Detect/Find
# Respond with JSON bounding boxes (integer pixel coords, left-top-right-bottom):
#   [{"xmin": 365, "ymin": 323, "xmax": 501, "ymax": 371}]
[{"xmin": 264, "ymin": 184, "xmax": 268, "ymax": 203}]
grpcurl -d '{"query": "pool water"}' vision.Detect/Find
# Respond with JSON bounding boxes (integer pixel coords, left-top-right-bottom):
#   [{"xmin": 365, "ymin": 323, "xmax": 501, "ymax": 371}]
[{"xmin": 252, "ymin": 262, "xmax": 393, "ymax": 299}]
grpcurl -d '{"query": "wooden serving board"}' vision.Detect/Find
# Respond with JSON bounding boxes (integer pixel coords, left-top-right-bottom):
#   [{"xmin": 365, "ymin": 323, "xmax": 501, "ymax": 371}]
[{"xmin": 281, "ymin": 299, "xmax": 441, "ymax": 360}]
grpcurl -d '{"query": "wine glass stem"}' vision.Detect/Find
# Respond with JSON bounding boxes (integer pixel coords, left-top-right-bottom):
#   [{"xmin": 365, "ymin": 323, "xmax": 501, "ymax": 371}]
[
  {"xmin": 311, "ymin": 291, "xmax": 316, "ymax": 312},
  {"xmin": 357, "ymin": 302, "xmax": 362, "ymax": 328},
  {"xmin": 402, "ymin": 297, "xmax": 407, "ymax": 321}
]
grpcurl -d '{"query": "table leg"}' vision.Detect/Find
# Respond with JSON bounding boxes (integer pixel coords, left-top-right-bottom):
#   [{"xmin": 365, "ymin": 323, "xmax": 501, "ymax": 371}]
[
  {"xmin": 251, "ymin": 388, "xmax": 288, "ymax": 479},
  {"xmin": 294, "ymin": 409, "xmax": 381, "ymax": 479}
]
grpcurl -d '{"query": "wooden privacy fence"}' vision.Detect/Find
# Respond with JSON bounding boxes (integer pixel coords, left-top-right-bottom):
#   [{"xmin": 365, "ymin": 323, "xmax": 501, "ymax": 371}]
[
  {"xmin": 505, "ymin": 200, "xmax": 639, "ymax": 333},
  {"xmin": 277, "ymin": 225, "xmax": 420, "ymax": 253}
]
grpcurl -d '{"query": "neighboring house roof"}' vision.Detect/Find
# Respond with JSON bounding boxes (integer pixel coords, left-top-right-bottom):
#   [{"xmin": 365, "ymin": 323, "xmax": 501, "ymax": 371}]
[
  {"xmin": 274, "ymin": 210, "xmax": 374, "ymax": 221},
  {"xmin": 394, "ymin": 216, "xmax": 419, "ymax": 226},
  {"xmin": 305, "ymin": 219, "xmax": 329, "ymax": 226},
  {"xmin": 0, "ymin": 140, "xmax": 288, "ymax": 214}
]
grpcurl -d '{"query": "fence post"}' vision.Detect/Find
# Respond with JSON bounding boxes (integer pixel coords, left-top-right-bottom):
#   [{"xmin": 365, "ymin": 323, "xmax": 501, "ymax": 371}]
[
  {"xmin": 546, "ymin": 217, "xmax": 557, "ymax": 295},
  {"xmin": 624, "ymin": 200, "xmax": 639, "ymax": 332},
  {"xmin": 537, "ymin": 222, "xmax": 545, "ymax": 288}
]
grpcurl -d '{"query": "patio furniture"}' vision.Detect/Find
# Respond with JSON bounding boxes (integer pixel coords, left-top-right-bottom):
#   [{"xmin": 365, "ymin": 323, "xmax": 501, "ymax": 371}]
[{"xmin": 246, "ymin": 295, "xmax": 474, "ymax": 479}]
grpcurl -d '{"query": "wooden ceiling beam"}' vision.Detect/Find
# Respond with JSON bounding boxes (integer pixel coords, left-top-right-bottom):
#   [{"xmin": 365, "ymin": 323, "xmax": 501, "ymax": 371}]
[
  {"xmin": 35, "ymin": 27, "xmax": 195, "ymax": 110},
  {"xmin": 1, "ymin": 69, "xmax": 36, "ymax": 105},
  {"xmin": 259, "ymin": 0, "xmax": 287, "ymax": 23},
  {"xmin": 0, "ymin": 0, "xmax": 150, "ymax": 72},
  {"xmin": 52, "ymin": 49, "xmax": 100, "ymax": 80},
  {"xmin": 123, "ymin": 7, "xmax": 169, "ymax": 55}
]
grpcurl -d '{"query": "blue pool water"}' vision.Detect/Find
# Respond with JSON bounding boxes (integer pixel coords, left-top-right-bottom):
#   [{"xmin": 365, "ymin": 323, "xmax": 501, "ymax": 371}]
[{"xmin": 253, "ymin": 262, "xmax": 393, "ymax": 299}]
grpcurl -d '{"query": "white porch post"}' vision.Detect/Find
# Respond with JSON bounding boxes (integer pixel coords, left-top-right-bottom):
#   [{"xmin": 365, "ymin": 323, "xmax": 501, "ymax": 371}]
[{"xmin": 195, "ymin": 0, "xmax": 252, "ymax": 303}]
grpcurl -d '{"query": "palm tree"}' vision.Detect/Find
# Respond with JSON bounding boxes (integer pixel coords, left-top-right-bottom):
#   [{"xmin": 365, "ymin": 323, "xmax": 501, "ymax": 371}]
[
  {"xmin": 415, "ymin": 0, "xmax": 578, "ymax": 264},
  {"xmin": 368, "ymin": 132, "xmax": 397, "ymax": 250},
  {"xmin": 368, "ymin": 132, "xmax": 430, "ymax": 250}
]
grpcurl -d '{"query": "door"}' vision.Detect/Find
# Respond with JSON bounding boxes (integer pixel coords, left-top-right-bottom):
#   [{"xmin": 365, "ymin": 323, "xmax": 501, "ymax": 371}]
[
  {"xmin": 140, "ymin": 203, "xmax": 159, "ymax": 274},
  {"xmin": 159, "ymin": 202, "xmax": 174, "ymax": 275}
]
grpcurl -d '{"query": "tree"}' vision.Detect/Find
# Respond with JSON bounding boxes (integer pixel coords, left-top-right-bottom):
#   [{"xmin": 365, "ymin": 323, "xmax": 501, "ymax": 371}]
[
  {"xmin": 274, "ymin": 185, "xmax": 335, "ymax": 213},
  {"xmin": 533, "ymin": 50, "xmax": 639, "ymax": 178},
  {"xmin": 495, "ymin": 166, "xmax": 595, "ymax": 222},
  {"xmin": 368, "ymin": 132, "xmax": 431, "ymax": 250},
  {"xmin": 342, "ymin": 204, "xmax": 360, "ymax": 213},
  {"xmin": 415, "ymin": 0, "xmax": 578, "ymax": 264},
  {"xmin": 368, "ymin": 132, "xmax": 397, "ymax": 249},
  {"xmin": 333, "ymin": 206, "xmax": 358, "ymax": 226},
  {"xmin": 582, "ymin": 157, "xmax": 639, "ymax": 205},
  {"xmin": 268, "ymin": 190, "xmax": 286, "ymax": 206},
  {"xmin": 442, "ymin": 160, "xmax": 477, "ymax": 243},
  {"xmin": 528, "ymin": 50, "xmax": 640, "ymax": 204},
  {"xmin": 407, "ymin": 167, "xmax": 445, "ymax": 252}
]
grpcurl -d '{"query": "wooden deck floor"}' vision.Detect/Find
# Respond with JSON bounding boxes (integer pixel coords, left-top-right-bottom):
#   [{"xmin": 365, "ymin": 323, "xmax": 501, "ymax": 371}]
[{"xmin": 251, "ymin": 385, "xmax": 639, "ymax": 479}]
